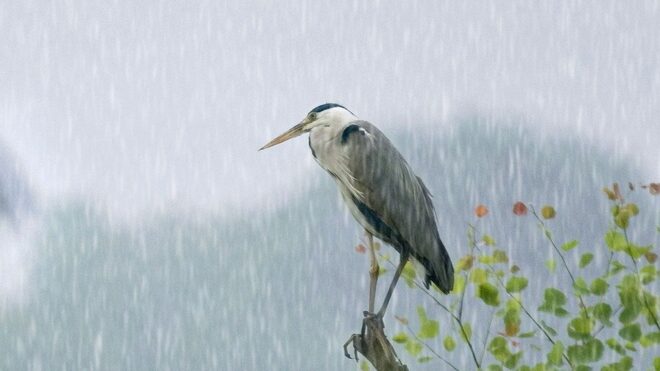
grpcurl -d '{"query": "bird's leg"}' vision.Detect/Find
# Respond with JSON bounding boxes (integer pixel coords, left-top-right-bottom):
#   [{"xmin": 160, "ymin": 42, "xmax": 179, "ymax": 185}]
[
  {"xmin": 375, "ymin": 253, "xmax": 408, "ymax": 319},
  {"xmin": 344, "ymin": 232, "xmax": 380, "ymax": 361},
  {"xmin": 366, "ymin": 231, "xmax": 379, "ymax": 314}
]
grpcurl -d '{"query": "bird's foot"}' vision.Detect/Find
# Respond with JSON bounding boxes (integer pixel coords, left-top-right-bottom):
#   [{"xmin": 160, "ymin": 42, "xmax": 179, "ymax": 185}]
[
  {"xmin": 343, "ymin": 334, "xmax": 360, "ymax": 360},
  {"xmin": 362, "ymin": 310, "xmax": 384, "ymax": 333},
  {"xmin": 343, "ymin": 311, "xmax": 384, "ymax": 361}
]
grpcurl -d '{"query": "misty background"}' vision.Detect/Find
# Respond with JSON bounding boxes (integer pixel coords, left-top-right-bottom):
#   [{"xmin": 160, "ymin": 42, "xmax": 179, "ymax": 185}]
[{"xmin": 1, "ymin": 1, "xmax": 659, "ymax": 370}]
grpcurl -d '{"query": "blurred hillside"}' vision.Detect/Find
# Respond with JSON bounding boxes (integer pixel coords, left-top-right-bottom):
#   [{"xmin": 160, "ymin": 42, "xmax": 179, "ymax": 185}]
[{"xmin": 1, "ymin": 116, "xmax": 656, "ymax": 370}]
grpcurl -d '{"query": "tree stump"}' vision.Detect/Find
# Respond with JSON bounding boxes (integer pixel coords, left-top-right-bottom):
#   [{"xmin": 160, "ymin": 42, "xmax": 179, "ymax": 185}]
[{"xmin": 344, "ymin": 314, "xmax": 409, "ymax": 371}]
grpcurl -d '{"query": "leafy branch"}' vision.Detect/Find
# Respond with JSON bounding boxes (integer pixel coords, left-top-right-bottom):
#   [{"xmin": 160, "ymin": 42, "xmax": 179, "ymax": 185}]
[
  {"xmin": 359, "ymin": 183, "xmax": 660, "ymax": 370},
  {"xmin": 530, "ymin": 205, "xmax": 590, "ymax": 319},
  {"xmin": 469, "ymin": 224, "xmax": 574, "ymax": 368},
  {"xmin": 379, "ymin": 253, "xmax": 481, "ymax": 368}
]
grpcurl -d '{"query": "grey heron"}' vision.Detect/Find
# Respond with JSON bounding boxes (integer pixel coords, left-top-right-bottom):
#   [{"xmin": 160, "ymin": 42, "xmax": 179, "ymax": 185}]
[{"xmin": 260, "ymin": 103, "xmax": 454, "ymax": 321}]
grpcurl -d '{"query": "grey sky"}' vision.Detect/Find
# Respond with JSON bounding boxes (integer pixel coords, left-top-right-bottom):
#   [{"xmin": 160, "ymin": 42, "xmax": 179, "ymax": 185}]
[{"xmin": 2, "ymin": 0, "xmax": 658, "ymax": 217}]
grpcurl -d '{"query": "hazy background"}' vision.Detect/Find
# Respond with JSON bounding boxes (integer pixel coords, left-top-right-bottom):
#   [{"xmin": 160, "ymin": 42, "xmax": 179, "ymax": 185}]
[{"xmin": 1, "ymin": 1, "xmax": 659, "ymax": 370}]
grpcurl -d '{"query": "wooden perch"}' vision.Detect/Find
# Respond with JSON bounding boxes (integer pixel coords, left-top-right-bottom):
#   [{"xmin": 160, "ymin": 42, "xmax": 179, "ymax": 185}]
[{"xmin": 344, "ymin": 315, "xmax": 409, "ymax": 371}]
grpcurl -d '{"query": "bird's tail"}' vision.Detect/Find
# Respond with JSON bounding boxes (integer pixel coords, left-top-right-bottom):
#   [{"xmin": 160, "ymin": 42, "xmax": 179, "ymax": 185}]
[{"xmin": 423, "ymin": 238, "xmax": 454, "ymax": 294}]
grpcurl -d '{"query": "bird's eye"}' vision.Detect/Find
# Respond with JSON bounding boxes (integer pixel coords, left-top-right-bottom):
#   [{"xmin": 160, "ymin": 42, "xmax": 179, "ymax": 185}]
[{"xmin": 308, "ymin": 112, "xmax": 317, "ymax": 120}]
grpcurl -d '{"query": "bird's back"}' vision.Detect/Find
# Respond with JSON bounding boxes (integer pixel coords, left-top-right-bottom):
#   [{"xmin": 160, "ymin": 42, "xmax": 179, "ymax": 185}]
[{"xmin": 316, "ymin": 120, "xmax": 454, "ymax": 293}]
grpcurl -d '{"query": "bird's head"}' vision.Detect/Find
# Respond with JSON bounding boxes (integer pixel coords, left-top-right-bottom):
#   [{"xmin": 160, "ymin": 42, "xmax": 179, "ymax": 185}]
[{"xmin": 259, "ymin": 103, "xmax": 356, "ymax": 150}]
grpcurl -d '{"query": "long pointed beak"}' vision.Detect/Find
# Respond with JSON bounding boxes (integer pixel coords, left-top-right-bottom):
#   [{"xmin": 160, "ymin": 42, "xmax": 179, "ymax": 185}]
[{"xmin": 259, "ymin": 122, "xmax": 306, "ymax": 150}]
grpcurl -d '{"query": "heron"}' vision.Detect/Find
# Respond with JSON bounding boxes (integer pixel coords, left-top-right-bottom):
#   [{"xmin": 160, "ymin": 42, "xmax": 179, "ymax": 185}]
[{"xmin": 260, "ymin": 103, "xmax": 454, "ymax": 323}]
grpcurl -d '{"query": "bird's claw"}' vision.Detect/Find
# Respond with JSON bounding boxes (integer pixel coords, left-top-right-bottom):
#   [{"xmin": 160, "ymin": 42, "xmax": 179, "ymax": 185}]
[
  {"xmin": 343, "ymin": 311, "xmax": 385, "ymax": 362},
  {"xmin": 343, "ymin": 334, "xmax": 359, "ymax": 361}
]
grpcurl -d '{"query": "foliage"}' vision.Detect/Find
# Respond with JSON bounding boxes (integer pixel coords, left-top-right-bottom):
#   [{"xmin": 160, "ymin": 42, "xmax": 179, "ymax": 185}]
[{"xmin": 377, "ymin": 183, "xmax": 659, "ymax": 370}]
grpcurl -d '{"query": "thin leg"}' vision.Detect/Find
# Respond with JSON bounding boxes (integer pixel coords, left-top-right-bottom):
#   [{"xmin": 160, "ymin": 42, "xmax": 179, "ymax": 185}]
[
  {"xmin": 367, "ymin": 231, "xmax": 379, "ymax": 313},
  {"xmin": 376, "ymin": 253, "xmax": 408, "ymax": 318}
]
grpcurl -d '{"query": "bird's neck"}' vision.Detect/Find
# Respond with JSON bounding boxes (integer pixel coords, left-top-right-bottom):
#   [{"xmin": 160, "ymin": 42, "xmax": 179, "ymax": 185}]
[{"xmin": 309, "ymin": 122, "xmax": 343, "ymax": 143}]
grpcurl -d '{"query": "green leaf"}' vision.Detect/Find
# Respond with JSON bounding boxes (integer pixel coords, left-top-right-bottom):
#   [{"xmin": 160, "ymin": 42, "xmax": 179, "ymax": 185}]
[
  {"xmin": 546, "ymin": 341, "xmax": 564, "ymax": 366},
  {"xmin": 544, "ymin": 288, "xmax": 567, "ymax": 306},
  {"xmin": 487, "ymin": 365, "xmax": 503, "ymax": 371},
  {"xmin": 418, "ymin": 356, "xmax": 433, "ymax": 363},
  {"xmin": 624, "ymin": 203, "xmax": 639, "ymax": 215},
  {"xmin": 416, "ymin": 306, "xmax": 428, "ymax": 321},
  {"xmin": 404, "ymin": 339, "xmax": 423, "ymax": 356},
  {"xmin": 625, "ymin": 243, "xmax": 652, "ymax": 259},
  {"xmin": 610, "ymin": 260, "xmax": 626, "ymax": 275},
  {"xmin": 640, "ymin": 265, "xmax": 657, "ymax": 285},
  {"xmin": 487, "ymin": 336, "xmax": 521, "ymax": 369},
  {"xmin": 579, "ymin": 253, "xmax": 594, "ymax": 268},
  {"xmin": 460, "ymin": 323, "xmax": 472, "ymax": 342},
  {"xmin": 452, "ymin": 272, "xmax": 466, "ymax": 296},
  {"xmin": 482, "ymin": 234, "xmax": 495, "ymax": 246},
  {"xmin": 477, "ymin": 282, "xmax": 500, "ymax": 306},
  {"xmin": 443, "ymin": 335, "xmax": 456, "ymax": 351},
  {"xmin": 487, "ymin": 336, "xmax": 509, "ymax": 362},
  {"xmin": 642, "ymin": 291, "xmax": 658, "ymax": 316},
  {"xmin": 418, "ymin": 318, "xmax": 439, "ymax": 339},
  {"xmin": 615, "ymin": 210, "xmax": 631, "ymax": 229},
  {"xmin": 567, "ymin": 316, "xmax": 594, "ymax": 340},
  {"xmin": 618, "ymin": 323, "xmax": 641, "ymax": 342},
  {"xmin": 601, "ymin": 356, "xmax": 633, "ymax": 371},
  {"xmin": 416, "ymin": 306, "xmax": 439, "ymax": 339},
  {"xmin": 545, "ymin": 259, "xmax": 556, "ymax": 273},
  {"xmin": 503, "ymin": 352, "xmax": 522, "ymax": 369},
  {"xmin": 359, "ymin": 360, "xmax": 370, "ymax": 371},
  {"xmin": 590, "ymin": 278, "xmax": 609, "ymax": 296},
  {"xmin": 493, "ymin": 249, "xmax": 508, "ymax": 263},
  {"xmin": 605, "ymin": 230, "xmax": 627, "ymax": 251},
  {"xmin": 503, "ymin": 307, "xmax": 521, "ymax": 337},
  {"xmin": 544, "ymin": 228, "xmax": 552, "ymax": 239},
  {"xmin": 538, "ymin": 288, "xmax": 568, "ymax": 317},
  {"xmin": 456, "ymin": 255, "xmax": 475, "ymax": 271},
  {"xmin": 540, "ymin": 320, "xmax": 558, "ymax": 336},
  {"xmin": 469, "ymin": 267, "xmax": 488, "ymax": 284},
  {"xmin": 402, "ymin": 261, "xmax": 416, "ymax": 287},
  {"xmin": 573, "ymin": 277, "xmax": 590, "ymax": 295},
  {"xmin": 640, "ymin": 331, "xmax": 660, "ymax": 347},
  {"xmin": 519, "ymin": 364, "xmax": 548, "ymax": 371},
  {"xmin": 562, "ymin": 240, "xmax": 579, "ymax": 251},
  {"xmin": 505, "ymin": 276, "xmax": 528, "ymax": 293},
  {"xmin": 518, "ymin": 330, "xmax": 536, "ymax": 338},
  {"xmin": 453, "ymin": 273, "xmax": 466, "ymax": 294},
  {"xmin": 592, "ymin": 303, "xmax": 613, "ymax": 326},
  {"xmin": 567, "ymin": 338, "xmax": 604, "ymax": 364},
  {"xmin": 392, "ymin": 332, "xmax": 408, "ymax": 343},
  {"xmin": 618, "ymin": 276, "xmax": 642, "ymax": 324},
  {"xmin": 377, "ymin": 266, "xmax": 388, "ymax": 277},
  {"xmin": 478, "ymin": 254, "xmax": 496, "ymax": 264},
  {"xmin": 619, "ymin": 273, "xmax": 641, "ymax": 293},
  {"xmin": 505, "ymin": 298, "xmax": 521, "ymax": 313},
  {"xmin": 605, "ymin": 338, "xmax": 627, "ymax": 356}
]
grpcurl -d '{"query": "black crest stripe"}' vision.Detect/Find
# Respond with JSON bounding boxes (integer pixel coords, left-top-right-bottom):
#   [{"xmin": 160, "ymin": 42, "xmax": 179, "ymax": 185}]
[{"xmin": 309, "ymin": 103, "xmax": 354, "ymax": 115}]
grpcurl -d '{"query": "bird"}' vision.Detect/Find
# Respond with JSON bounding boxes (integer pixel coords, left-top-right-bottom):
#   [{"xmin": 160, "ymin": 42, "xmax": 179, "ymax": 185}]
[{"xmin": 260, "ymin": 103, "xmax": 453, "ymax": 321}]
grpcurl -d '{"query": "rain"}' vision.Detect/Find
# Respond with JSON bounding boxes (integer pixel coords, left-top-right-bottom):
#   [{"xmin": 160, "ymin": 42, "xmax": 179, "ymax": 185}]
[{"xmin": 1, "ymin": 1, "xmax": 659, "ymax": 370}]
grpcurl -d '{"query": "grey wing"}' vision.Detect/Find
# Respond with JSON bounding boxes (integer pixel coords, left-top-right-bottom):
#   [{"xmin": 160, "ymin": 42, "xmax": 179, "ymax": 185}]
[{"xmin": 339, "ymin": 121, "xmax": 454, "ymax": 293}]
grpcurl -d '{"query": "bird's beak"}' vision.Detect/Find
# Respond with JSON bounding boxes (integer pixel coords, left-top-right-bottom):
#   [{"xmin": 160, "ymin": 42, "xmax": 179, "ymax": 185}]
[{"xmin": 259, "ymin": 122, "xmax": 306, "ymax": 150}]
